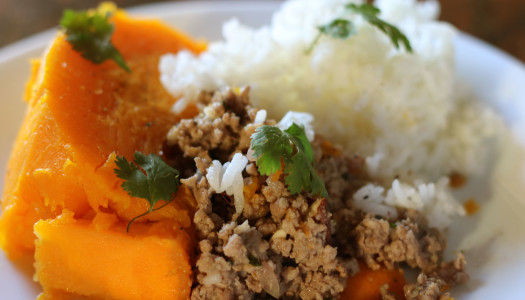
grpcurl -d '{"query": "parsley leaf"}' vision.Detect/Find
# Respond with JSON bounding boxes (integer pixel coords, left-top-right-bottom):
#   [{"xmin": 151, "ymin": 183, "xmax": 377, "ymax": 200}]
[
  {"xmin": 60, "ymin": 8, "xmax": 130, "ymax": 72},
  {"xmin": 346, "ymin": 3, "xmax": 412, "ymax": 52},
  {"xmin": 250, "ymin": 123, "xmax": 328, "ymax": 197},
  {"xmin": 114, "ymin": 151, "xmax": 180, "ymax": 231},
  {"xmin": 306, "ymin": 3, "xmax": 412, "ymax": 53}
]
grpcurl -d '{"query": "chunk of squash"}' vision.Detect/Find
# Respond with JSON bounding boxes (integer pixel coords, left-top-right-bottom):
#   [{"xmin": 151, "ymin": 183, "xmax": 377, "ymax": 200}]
[
  {"xmin": 340, "ymin": 262, "xmax": 406, "ymax": 300},
  {"xmin": 0, "ymin": 96, "xmax": 90, "ymax": 258},
  {"xmin": 0, "ymin": 10, "xmax": 204, "ymax": 260},
  {"xmin": 0, "ymin": 8, "xmax": 204, "ymax": 300},
  {"xmin": 34, "ymin": 210, "xmax": 192, "ymax": 300}
]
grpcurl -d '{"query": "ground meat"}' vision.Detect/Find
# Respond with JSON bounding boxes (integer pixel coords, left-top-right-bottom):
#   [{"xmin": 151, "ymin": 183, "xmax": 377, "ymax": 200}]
[
  {"xmin": 352, "ymin": 214, "xmax": 467, "ymax": 300},
  {"xmin": 353, "ymin": 213, "xmax": 445, "ymax": 273},
  {"xmin": 430, "ymin": 252, "xmax": 469, "ymax": 286},
  {"xmin": 166, "ymin": 87, "xmax": 263, "ymax": 165},
  {"xmin": 404, "ymin": 274, "xmax": 453, "ymax": 300},
  {"xmin": 402, "ymin": 252, "xmax": 468, "ymax": 300},
  {"xmin": 189, "ymin": 174, "xmax": 348, "ymax": 299},
  {"xmin": 168, "ymin": 90, "xmax": 351, "ymax": 299},
  {"xmin": 164, "ymin": 88, "xmax": 468, "ymax": 299},
  {"xmin": 313, "ymin": 136, "xmax": 369, "ymax": 211},
  {"xmin": 380, "ymin": 284, "xmax": 400, "ymax": 300}
]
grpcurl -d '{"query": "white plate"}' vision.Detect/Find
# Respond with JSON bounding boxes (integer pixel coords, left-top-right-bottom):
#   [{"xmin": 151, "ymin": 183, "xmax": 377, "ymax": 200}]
[{"xmin": 1, "ymin": 1, "xmax": 525, "ymax": 299}]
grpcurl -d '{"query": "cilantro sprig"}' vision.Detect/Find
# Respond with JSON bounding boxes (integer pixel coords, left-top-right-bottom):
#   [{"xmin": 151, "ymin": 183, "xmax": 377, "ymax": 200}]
[
  {"xmin": 306, "ymin": 3, "xmax": 412, "ymax": 53},
  {"xmin": 305, "ymin": 19, "xmax": 356, "ymax": 54},
  {"xmin": 114, "ymin": 151, "xmax": 180, "ymax": 231},
  {"xmin": 60, "ymin": 8, "xmax": 130, "ymax": 72},
  {"xmin": 346, "ymin": 3, "xmax": 412, "ymax": 52},
  {"xmin": 250, "ymin": 123, "xmax": 328, "ymax": 197}
]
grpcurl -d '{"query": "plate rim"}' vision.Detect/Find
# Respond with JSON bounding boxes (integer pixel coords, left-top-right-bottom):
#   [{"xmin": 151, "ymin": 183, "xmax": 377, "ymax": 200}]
[{"xmin": 455, "ymin": 32, "xmax": 525, "ymax": 70}]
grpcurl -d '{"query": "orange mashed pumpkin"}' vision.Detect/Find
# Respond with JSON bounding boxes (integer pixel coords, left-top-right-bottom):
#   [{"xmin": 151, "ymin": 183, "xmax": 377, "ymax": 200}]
[{"xmin": 0, "ymin": 8, "xmax": 204, "ymax": 300}]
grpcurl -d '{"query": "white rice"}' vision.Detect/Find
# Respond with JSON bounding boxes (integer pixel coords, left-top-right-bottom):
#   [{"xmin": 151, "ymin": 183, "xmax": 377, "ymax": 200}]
[
  {"xmin": 161, "ymin": 0, "xmax": 501, "ymax": 228},
  {"xmin": 206, "ymin": 153, "xmax": 248, "ymax": 214},
  {"xmin": 253, "ymin": 109, "xmax": 267, "ymax": 125},
  {"xmin": 277, "ymin": 111, "xmax": 315, "ymax": 142},
  {"xmin": 353, "ymin": 177, "xmax": 465, "ymax": 229}
]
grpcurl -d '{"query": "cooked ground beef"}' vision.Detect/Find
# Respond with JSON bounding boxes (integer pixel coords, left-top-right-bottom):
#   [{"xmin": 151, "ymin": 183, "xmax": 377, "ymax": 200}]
[
  {"xmin": 352, "ymin": 214, "xmax": 468, "ymax": 300},
  {"xmin": 186, "ymin": 171, "xmax": 351, "ymax": 299},
  {"xmin": 380, "ymin": 284, "xmax": 400, "ymax": 300},
  {"xmin": 353, "ymin": 212, "xmax": 445, "ymax": 273},
  {"xmin": 166, "ymin": 87, "xmax": 269, "ymax": 164},
  {"xmin": 186, "ymin": 160, "xmax": 351, "ymax": 299},
  {"xmin": 164, "ymin": 88, "xmax": 468, "ymax": 300},
  {"xmin": 431, "ymin": 252, "xmax": 468, "ymax": 286},
  {"xmin": 404, "ymin": 274, "xmax": 453, "ymax": 300}
]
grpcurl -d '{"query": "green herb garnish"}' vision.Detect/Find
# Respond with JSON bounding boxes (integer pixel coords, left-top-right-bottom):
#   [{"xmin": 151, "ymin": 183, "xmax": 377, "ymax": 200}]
[
  {"xmin": 346, "ymin": 3, "xmax": 412, "ymax": 52},
  {"xmin": 60, "ymin": 8, "xmax": 130, "ymax": 72},
  {"xmin": 248, "ymin": 254, "xmax": 262, "ymax": 266},
  {"xmin": 250, "ymin": 123, "xmax": 328, "ymax": 197},
  {"xmin": 389, "ymin": 222, "xmax": 397, "ymax": 229},
  {"xmin": 114, "ymin": 151, "xmax": 180, "ymax": 231},
  {"xmin": 305, "ymin": 18, "xmax": 356, "ymax": 54},
  {"xmin": 306, "ymin": 3, "xmax": 412, "ymax": 53}
]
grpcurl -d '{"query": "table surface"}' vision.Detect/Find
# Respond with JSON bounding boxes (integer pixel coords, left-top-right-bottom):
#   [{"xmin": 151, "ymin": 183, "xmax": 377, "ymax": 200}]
[{"xmin": 0, "ymin": 0, "xmax": 524, "ymax": 62}]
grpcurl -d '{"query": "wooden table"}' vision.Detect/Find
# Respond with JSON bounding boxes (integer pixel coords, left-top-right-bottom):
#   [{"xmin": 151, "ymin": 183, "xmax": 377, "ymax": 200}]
[
  {"xmin": 440, "ymin": 0, "xmax": 525, "ymax": 62},
  {"xmin": 0, "ymin": 0, "xmax": 524, "ymax": 62}
]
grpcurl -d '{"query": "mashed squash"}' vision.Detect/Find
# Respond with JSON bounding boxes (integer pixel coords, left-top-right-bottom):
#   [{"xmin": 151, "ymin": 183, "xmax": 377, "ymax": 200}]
[
  {"xmin": 34, "ymin": 210, "xmax": 192, "ymax": 300},
  {"xmin": 0, "ymin": 8, "xmax": 204, "ymax": 299}
]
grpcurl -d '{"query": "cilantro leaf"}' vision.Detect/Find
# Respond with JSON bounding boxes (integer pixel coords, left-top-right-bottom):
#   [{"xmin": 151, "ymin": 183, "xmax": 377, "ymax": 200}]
[
  {"xmin": 347, "ymin": 2, "xmax": 380, "ymax": 15},
  {"xmin": 114, "ymin": 155, "xmax": 151, "ymax": 201},
  {"xmin": 251, "ymin": 125, "xmax": 293, "ymax": 176},
  {"xmin": 251, "ymin": 123, "xmax": 328, "ymax": 197},
  {"xmin": 306, "ymin": 18, "xmax": 356, "ymax": 54},
  {"xmin": 248, "ymin": 254, "xmax": 262, "ymax": 266},
  {"xmin": 114, "ymin": 151, "xmax": 180, "ymax": 231},
  {"xmin": 284, "ymin": 153, "xmax": 313, "ymax": 195},
  {"xmin": 60, "ymin": 9, "xmax": 130, "ymax": 72},
  {"xmin": 284, "ymin": 124, "xmax": 314, "ymax": 163},
  {"xmin": 346, "ymin": 3, "xmax": 412, "ymax": 52},
  {"xmin": 319, "ymin": 19, "xmax": 356, "ymax": 40},
  {"xmin": 306, "ymin": 3, "xmax": 412, "ymax": 54}
]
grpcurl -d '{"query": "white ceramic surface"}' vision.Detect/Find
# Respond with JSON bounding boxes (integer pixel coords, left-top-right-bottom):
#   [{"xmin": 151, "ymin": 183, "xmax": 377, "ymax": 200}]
[{"xmin": 1, "ymin": 1, "xmax": 525, "ymax": 299}]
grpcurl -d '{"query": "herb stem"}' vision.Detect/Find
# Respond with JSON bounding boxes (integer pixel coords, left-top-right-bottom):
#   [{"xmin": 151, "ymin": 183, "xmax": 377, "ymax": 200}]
[
  {"xmin": 126, "ymin": 200, "xmax": 173, "ymax": 232},
  {"xmin": 305, "ymin": 31, "xmax": 322, "ymax": 54}
]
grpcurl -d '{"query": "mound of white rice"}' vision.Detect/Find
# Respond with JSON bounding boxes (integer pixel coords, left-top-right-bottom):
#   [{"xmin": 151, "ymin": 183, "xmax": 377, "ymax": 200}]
[{"xmin": 160, "ymin": 0, "xmax": 500, "ymax": 227}]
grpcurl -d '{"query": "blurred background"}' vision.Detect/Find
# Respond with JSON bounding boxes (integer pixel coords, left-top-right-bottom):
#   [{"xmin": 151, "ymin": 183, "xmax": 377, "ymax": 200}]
[{"xmin": 0, "ymin": 0, "xmax": 524, "ymax": 62}]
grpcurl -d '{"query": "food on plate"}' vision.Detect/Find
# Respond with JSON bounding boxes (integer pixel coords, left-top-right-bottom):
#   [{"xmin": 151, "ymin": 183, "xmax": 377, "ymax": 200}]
[
  {"xmin": 34, "ymin": 210, "xmax": 193, "ymax": 300},
  {"xmin": 0, "ymin": 5, "xmax": 203, "ymax": 299},
  {"xmin": 167, "ymin": 88, "xmax": 469, "ymax": 300},
  {"xmin": 0, "ymin": 0, "xmax": 500, "ymax": 299},
  {"xmin": 161, "ymin": 0, "xmax": 498, "ymax": 183}
]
